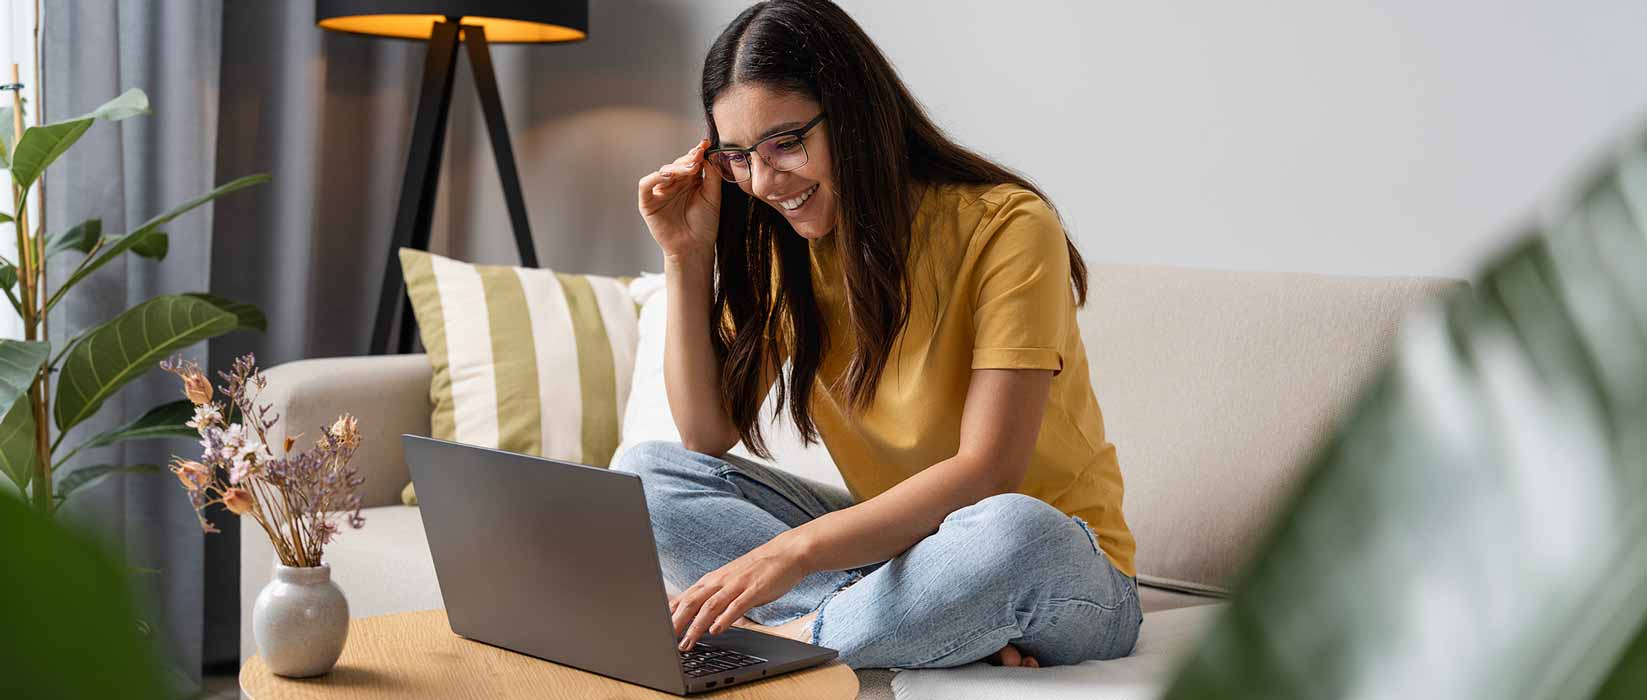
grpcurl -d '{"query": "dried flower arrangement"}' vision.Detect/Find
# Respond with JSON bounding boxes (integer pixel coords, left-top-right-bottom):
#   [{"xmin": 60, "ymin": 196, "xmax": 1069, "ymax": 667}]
[{"xmin": 159, "ymin": 354, "xmax": 364, "ymax": 568}]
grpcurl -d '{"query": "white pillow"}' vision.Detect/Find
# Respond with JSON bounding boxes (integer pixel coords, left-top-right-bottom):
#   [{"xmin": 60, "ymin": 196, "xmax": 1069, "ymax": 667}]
[{"xmin": 612, "ymin": 273, "xmax": 847, "ymax": 491}]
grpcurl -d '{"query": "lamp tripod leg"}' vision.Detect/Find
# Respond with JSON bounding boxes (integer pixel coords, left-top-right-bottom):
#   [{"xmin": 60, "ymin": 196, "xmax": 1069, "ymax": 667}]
[
  {"xmin": 371, "ymin": 20, "xmax": 461, "ymax": 355},
  {"xmin": 465, "ymin": 24, "xmax": 540, "ymax": 270}
]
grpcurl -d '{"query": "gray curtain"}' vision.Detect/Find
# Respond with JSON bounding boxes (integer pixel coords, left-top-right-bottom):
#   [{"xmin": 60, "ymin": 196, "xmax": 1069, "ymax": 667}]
[
  {"xmin": 42, "ymin": 0, "xmax": 225, "ymax": 689},
  {"xmin": 42, "ymin": 0, "xmax": 709, "ymax": 685}
]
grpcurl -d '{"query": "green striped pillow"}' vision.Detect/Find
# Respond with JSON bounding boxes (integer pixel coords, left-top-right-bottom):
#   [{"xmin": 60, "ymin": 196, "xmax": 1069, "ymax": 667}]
[{"xmin": 398, "ymin": 249, "xmax": 638, "ymax": 502}]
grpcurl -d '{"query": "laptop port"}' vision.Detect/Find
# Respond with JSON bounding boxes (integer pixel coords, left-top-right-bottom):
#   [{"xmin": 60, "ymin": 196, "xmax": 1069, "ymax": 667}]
[{"xmin": 706, "ymin": 681, "xmax": 717, "ymax": 688}]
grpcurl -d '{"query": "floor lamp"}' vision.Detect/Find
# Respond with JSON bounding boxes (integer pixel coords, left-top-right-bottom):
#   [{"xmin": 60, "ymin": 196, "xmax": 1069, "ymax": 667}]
[{"xmin": 316, "ymin": 0, "xmax": 589, "ymax": 354}]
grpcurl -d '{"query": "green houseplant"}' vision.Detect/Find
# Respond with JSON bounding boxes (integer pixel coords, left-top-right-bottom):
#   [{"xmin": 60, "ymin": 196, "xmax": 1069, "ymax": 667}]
[{"xmin": 1, "ymin": 87, "xmax": 267, "ymax": 515}]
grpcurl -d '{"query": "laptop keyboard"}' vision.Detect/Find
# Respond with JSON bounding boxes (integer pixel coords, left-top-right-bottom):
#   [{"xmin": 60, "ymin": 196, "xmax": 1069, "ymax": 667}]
[{"xmin": 680, "ymin": 642, "xmax": 766, "ymax": 677}]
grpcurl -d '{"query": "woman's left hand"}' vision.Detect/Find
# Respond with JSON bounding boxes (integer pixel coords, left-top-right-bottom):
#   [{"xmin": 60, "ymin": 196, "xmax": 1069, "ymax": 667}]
[{"xmin": 670, "ymin": 539, "xmax": 809, "ymax": 650}]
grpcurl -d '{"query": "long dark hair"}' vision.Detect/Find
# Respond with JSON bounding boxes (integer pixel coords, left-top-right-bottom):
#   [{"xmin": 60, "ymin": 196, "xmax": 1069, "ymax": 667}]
[{"xmin": 703, "ymin": 0, "xmax": 1089, "ymax": 458}]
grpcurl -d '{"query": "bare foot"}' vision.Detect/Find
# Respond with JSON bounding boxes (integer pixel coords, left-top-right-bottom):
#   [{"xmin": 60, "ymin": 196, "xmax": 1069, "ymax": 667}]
[
  {"xmin": 728, "ymin": 611, "xmax": 816, "ymax": 641},
  {"xmin": 990, "ymin": 643, "xmax": 1040, "ymax": 668},
  {"xmin": 768, "ymin": 611, "xmax": 817, "ymax": 643}
]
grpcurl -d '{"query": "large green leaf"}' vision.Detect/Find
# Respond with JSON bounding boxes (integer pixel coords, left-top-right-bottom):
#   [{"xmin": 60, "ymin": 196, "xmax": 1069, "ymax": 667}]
[
  {"xmin": 45, "ymin": 173, "xmax": 270, "ymax": 313},
  {"xmin": 13, "ymin": 115, "xmax": 99, "ymax": 193},
  {"xmin": 53, "ymin": 295, "xmax": 235, "ymax": 432},
  {"xmin": 52, "ymin": 463, "xmax": 162, "ymax": 508},
  {"xmin": 1163, "ymin": 139, "xmax": 1647, "ymax": 695},
  {"xmin": 7, "ymin": 89, "xmax": 148, "ymax": 194},
  {"xmin": 44, "ymin": 218, "xmax": 102, "ymax": 259},
  {"xmin": 78, "ymin": 400, "xmax": 197, "ymax": 451},
  {"xmin": 0, "ymin": 261, "xmax": 15, "ymax": 290},
  {"xmin": 83, "ymin": 88, "xmax": 151, "ymax": 122},
  {"xmin": 0, "ymin": 396, "xmax": 38, "ymax": 493},
  {"xmin": 0, "ymin": 339, "xmax": 49, "ymax": 418}
]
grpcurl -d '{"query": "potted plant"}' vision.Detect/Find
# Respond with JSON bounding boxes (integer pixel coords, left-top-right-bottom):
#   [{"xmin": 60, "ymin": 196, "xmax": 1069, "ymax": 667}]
[
  {"xmin": 1, "ymin": 87, "xmax": 268, "ymax": 513},
  {"xmin": 160, "ymin": 353, "xmax": 366, "ymax": 677}
]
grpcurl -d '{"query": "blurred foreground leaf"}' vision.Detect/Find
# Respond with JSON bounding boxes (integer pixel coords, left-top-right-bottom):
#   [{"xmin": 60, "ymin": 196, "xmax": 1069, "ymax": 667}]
[
  {"xmin": 0, "ymin": 493, "xmax": 170, "ymax": 699},
  {"xmin": 1164, "ymin": 139, "xmax": 1647, "ymax": 698}
]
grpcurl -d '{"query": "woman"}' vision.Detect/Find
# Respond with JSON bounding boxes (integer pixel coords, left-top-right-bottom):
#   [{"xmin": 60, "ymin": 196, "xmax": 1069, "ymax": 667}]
[{"xmin": 621, "ymin": 0, "xmax": 1140, "ymax": 669}]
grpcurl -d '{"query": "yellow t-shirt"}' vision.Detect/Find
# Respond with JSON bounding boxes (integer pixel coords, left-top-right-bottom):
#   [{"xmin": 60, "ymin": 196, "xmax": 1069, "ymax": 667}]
[{"xmin": 804, "ymin": 182, "xmax": 1136, "ymax": 578}]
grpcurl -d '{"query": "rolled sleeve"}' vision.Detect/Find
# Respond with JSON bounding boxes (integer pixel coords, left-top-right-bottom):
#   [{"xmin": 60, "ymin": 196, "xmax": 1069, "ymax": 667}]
[
  {"xmin": 971, "ymin": 347, "xmax": 1064, "ymax": 372},
  {"xmin": 970, "ymin": 192, "xmax": 1073, "ymax": 376}
]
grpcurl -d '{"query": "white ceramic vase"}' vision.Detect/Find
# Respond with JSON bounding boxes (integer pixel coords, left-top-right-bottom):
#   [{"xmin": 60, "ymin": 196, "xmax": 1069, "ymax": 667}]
[{"xmin": 253, "ymin": 563, "xmax": 350, "ymax": 677}]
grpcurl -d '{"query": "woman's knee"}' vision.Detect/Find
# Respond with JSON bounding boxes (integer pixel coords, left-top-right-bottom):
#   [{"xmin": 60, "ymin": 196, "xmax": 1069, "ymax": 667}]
[
  {"xmin": 612, "ymin": 440, "xmax": 717, "ymax": 480},
  {"xmin": 940, "ymin": 494, "xmax": 1097, "ymax": 580},
  {"xmin": 614, "ymin": 440, "xmax": 742, "ymax": 521},
  {"xmin": 951, "ymin": 493, "xmax": 1071, "ymax": 538}
]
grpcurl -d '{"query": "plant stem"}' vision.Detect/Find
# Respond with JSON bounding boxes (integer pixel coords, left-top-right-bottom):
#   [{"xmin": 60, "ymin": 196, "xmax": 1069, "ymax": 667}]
[
  {"xmin": 53, "ymin": 439, "xmax": 85, "ymax": 469},
  {"xmin": 282, "ymin": 487, "xmax": 307, "ymax": 565},
  {"xmin": 10, "ymin": 69, "xmax": 33, "ymax": 323},
  {"xmin": 29, "ymin": 380, "xmax": 49, "ymax": 512},
  {"xmin": 35, "ymin": 222, "xmax": 50, "ymax": 516},
  {"xmin": 252, "ymin": 477, "xmax": 298, "ymax": 565},
  {"xmin": 11, "ymin": 64, "xmax": 49, "ymax": 515},
  {"xmin": 31, "ymin": 0, "xmax": 46, "ymax": 349},
  {"xmin": 259, "ymin": 480, "xmax": 291, "ymax": 562},
  {"xmin": 37, "ymin": 235, "xmax": 102, "ymax": 316},
  {"xmin": 45, "ymin": 330, "xmax": 78, "ymax": 368},
  {"xmin": 248, "ymin": 480, "xmax": 293, "ymax": 565}
]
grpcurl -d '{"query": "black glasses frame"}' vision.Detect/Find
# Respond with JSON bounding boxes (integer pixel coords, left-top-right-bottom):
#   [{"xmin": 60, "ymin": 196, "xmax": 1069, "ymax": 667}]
[{"xmin": 704, "ymin": 113, "xmax": 827, "ymax": 182}]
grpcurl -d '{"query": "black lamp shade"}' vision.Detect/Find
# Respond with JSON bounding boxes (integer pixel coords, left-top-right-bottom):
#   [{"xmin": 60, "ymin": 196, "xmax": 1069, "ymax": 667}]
[{"xmin": 316, "ymin": 0, "xmax": 588, "ymax": 43}]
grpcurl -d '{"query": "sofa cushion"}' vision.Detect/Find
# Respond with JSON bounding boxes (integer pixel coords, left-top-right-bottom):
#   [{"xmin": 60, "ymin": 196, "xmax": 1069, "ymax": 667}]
[
  {"xmin": 399, "ymin": 249, "xmax": 639, "ymax": 472},
  {"xmin": 1081, "ymin": 265, "xmax": 1464, "ymax": 593},
  {"xmin": 892, "ymin": 604, "xmax": 1223, "ymax": 700}
]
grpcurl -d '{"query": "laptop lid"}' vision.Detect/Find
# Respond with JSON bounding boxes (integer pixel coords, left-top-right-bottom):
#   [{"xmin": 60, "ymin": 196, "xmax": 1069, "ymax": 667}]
[{"xmin": 403, "ymin": 434, "xmax": 689, "ymax": 695}]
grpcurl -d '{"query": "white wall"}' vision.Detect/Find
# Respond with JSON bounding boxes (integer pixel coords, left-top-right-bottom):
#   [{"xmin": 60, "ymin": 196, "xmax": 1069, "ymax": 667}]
[{"xmin": 643, "ymin": 0, "xmax": 1647, "ymax": 279}]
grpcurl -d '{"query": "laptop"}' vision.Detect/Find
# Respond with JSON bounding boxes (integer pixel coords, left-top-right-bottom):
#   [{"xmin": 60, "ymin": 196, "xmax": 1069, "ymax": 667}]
[{"xmin": 403, "ymin": 434, "xmax": 840, "ymax": 695}]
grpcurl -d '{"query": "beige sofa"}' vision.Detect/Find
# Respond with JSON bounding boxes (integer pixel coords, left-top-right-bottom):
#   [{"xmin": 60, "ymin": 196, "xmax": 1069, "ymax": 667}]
[{"xmin": 241, "ymin": 264, "xmax": 1464, "ymax": 699}]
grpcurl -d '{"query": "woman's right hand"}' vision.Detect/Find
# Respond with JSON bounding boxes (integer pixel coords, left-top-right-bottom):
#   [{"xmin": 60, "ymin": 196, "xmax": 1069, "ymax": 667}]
[{"xmin": 639, "ymin": 138, "xmax": 723, "ymax": 260}]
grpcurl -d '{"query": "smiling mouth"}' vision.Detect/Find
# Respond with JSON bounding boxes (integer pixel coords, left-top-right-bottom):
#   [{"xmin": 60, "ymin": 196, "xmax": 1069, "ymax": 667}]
[{"xmin": 775, "ymin": 184, "xmax": 819, "ymax": 211}]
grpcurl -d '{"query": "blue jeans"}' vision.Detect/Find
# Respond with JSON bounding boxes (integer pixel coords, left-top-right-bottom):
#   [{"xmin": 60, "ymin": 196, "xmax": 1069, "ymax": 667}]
[{"xmin": 613, "ymin": 441, "xmax": 1142, "ymax": 669}]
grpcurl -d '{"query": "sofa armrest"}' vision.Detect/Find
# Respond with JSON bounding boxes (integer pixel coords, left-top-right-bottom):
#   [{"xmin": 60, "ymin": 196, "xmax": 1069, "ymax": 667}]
[{"xmin": 261, "ymin": 354, "xmax": 431, "ymax": 508}]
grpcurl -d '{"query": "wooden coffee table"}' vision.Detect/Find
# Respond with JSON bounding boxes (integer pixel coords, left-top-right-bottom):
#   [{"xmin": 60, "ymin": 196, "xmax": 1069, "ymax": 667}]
[{"xmin": 239, "ymin": 609, "xmax": 858, "ymax": 699}]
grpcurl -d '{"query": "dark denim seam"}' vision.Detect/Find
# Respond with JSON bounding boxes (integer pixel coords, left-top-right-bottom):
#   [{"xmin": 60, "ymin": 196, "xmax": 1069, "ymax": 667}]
[{"xmin": 1042, "ymin": 594, "xmax": 1127, "ymax": 614}]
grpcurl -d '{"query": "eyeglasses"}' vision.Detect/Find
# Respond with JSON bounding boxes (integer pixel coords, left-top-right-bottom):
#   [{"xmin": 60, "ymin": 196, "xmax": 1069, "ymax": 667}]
[{"xmin": 704, "ymin": 113, "xmax": 826, "ymax": 183}]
